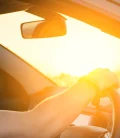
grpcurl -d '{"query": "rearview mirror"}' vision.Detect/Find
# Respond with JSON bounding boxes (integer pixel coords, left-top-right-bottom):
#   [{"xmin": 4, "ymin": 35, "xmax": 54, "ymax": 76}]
[{"xmin": 21, "ymin": 19, "xmax": 67, "ymax": 39}]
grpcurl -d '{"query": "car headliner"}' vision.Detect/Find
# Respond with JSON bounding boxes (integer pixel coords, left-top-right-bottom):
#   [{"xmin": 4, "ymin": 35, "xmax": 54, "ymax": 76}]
[
  {"xmin": 0, "ymin": 0, "xmax": 31, "ymax": 14},
  {"xmin": 1, "ymin": 0, "xmax": 120, "ymax": 19},
  {"xmin": 0, "ymin": 0, "xmax": 120, "ymax": 39}
]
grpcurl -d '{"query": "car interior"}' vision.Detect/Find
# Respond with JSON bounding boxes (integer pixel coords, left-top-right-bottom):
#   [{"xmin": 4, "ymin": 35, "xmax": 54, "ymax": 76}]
[
  {"xmin": 0, "ymin": 68, "xmax": 29, "ymax": 111},
  {"xmin": 0, "ymin": 44, "xmax": 113, "ymax": 138},
  {"xmin": 0, "ymin": 44, "xmax": 58, "ymax": 111},
  {"xmin": 0, "ymin": 0, "xmax": 120, "ymax": 138}
]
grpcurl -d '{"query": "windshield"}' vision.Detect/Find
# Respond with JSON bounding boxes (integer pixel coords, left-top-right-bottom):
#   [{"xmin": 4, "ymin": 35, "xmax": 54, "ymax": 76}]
[{"xmin": 0, "ymin": 10, "xmax": 120, "ymax": 87}]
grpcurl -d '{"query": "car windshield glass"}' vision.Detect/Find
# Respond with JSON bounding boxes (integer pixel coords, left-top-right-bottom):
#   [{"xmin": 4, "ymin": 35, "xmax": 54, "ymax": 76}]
[{"xmin": 0, "ymin": 10, "xmax": 120, "ymax": 87}]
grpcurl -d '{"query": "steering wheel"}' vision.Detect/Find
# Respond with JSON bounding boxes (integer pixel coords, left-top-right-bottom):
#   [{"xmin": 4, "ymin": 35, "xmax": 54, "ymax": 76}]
[
  {"xmin": 107, "ymin": 89, "xmax": 120, "ymax": 138},
  {"xmin": 59, "ymin": 89, "xmax": 120, "ymax": 138}
]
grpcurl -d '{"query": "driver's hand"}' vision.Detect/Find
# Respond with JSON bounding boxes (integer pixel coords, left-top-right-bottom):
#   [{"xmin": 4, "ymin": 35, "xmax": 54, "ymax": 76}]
[{"xmin": 86, "ymin": 68, "xmax": 119, "ymax": 93}]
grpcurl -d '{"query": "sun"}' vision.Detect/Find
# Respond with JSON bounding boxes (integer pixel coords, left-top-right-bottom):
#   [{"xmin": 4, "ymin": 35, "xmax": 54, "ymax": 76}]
[
  {"xmin": 51, "ymin": 16, "xmax": 120, "ymax": 76},
  {"xmin": 0, "ymin": 11, "xmax": 120, "ymax": 78}
]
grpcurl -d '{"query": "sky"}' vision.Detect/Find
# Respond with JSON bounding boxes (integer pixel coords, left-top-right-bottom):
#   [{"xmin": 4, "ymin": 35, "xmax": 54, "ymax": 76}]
[{"xmin": 0, "ymin": 11, "xmax": 120, "ymax": 77}]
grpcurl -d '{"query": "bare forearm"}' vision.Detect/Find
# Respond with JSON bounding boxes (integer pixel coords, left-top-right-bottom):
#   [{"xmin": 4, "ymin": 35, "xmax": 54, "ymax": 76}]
[
  {"xmin": 31, "ymin": 81, "xmax": 96, "ymax": 138},
  {"xmin": 0, "ymin": 111, "xmax": 29, "ymax": 138},
  {"xmin": 0, "ymin": 81, "xmax": 96, "ymax": 138},
  {"xmin": 0, "ymin": 69, "xmax": 116, "ymax": 138}
]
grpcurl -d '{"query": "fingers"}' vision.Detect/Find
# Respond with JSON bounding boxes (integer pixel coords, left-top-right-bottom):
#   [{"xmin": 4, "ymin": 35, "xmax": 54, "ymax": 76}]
[{"xmin": 87, "ymin": 68, "xmax": 119, "ymax": 91}]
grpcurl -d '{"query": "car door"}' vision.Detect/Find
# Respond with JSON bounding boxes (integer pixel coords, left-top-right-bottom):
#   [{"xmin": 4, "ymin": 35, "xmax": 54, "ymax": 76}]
[
  {"xmin": 0, "ymin": 44, "xmax": 56, "ymax": 111},
  {"xmin": 0, "ymin": 68, "xmax": 29, "ymax": 111}
]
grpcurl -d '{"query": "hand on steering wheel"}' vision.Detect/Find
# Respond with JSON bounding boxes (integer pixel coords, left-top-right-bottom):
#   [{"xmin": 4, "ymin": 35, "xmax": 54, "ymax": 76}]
[
  {"xmin": 86, "ymin": 68, "xmax": 119, "ymax": 96},
  {"xmin": 86, "ymin": 68, "xmax": 120, "ymax": 138}
]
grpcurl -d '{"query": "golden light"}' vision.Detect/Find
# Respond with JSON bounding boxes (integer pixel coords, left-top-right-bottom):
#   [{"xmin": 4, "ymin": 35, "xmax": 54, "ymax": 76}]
[{"xmin": 0, "ymin": 11, "xmax": 120, "ymax": 77}]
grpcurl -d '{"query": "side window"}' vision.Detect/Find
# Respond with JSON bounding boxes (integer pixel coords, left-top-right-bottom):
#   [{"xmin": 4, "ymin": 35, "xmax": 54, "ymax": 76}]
[{"xmin": 0, "ymin": 69, "xmax": 29, "ymax": 111}]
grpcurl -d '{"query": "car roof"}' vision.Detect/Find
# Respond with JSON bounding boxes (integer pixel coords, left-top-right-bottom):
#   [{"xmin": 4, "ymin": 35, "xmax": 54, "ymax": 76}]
[
  {"xmin": 72, "ymin": 0, "xmax": 120, "ymax": 21},
  {"xmin": 0, "ymin": 0, "xmax": 31, "ymax": 14},
  {"xmin": 19, "ymin": 0, "xmax": 120, "ymax": 20},
  {"xmin": 1, "ymin": 0, "xmax": 120, "ymax": 20},
  {"xmin": 0, "ymin": 0, "xmax": 120, "ymax": 38}
]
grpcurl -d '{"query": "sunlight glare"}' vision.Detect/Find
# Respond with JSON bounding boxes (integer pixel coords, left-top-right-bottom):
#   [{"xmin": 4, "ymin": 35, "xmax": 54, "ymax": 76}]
[{"xmin": 0, "ymin": 11, "xmax": 120, "ymax": 77}]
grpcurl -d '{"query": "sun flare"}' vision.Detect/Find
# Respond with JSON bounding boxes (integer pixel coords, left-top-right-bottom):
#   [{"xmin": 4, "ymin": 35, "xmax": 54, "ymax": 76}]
[{"xmin": 0, "ymin": 11, "xmax": 120, "ymax": 78}]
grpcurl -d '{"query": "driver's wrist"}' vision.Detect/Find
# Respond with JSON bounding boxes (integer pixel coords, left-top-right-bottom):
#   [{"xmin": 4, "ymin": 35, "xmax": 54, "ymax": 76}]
[
  {"xmin": 79, "ymin": 76, "xmax": 101, "ymax": 106},
  {"xmin": 78, "ymin": 76, "xmax": 101, "ymax": 103},
  {"xmin": 78, "ymin": 76, "xmax": 100, "ymax": 93}
]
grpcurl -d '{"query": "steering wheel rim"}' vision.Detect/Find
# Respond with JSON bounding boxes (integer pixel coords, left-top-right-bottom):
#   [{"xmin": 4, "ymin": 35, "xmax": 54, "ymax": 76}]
[{"xmin": 108, "ymin": 89, "xmax": 120, "ymax": 138}]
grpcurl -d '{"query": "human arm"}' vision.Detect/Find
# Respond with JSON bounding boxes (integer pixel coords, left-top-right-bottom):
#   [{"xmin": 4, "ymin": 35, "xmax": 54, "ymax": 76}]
[
  {"xmin": 0, "ymin": 69, "xmax": 119, "ymax": 138},
  {"xmin": 0, "ymin": 80, "xmax": 96, "ymax": 138},
  {"xmin": 30, "ymin": 79, "xmax": 96, "ymax": 138},
  {"xmin": 0, "ymin": 110, "xmax": 30, "ymax": 138}
]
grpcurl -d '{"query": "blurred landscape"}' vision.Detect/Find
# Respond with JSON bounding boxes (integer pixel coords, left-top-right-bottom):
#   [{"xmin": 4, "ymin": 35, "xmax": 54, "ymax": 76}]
[
  {"xmin": 48, "ymin": 73, "xmax": 79, "ymax": 86},
  {"xmin": 48, "ymin": 70, "xmax": 120, "ymax": 87}
]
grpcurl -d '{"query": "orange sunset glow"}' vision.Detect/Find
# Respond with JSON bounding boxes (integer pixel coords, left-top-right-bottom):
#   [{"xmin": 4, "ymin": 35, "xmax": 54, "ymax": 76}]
[
  {"xmin": 0, "ymin": 11, "xmax": 120, "ymax": 79},
  {"xmin": 1, "ymin": 2, "xmax": 120, "ymax": 129}
]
